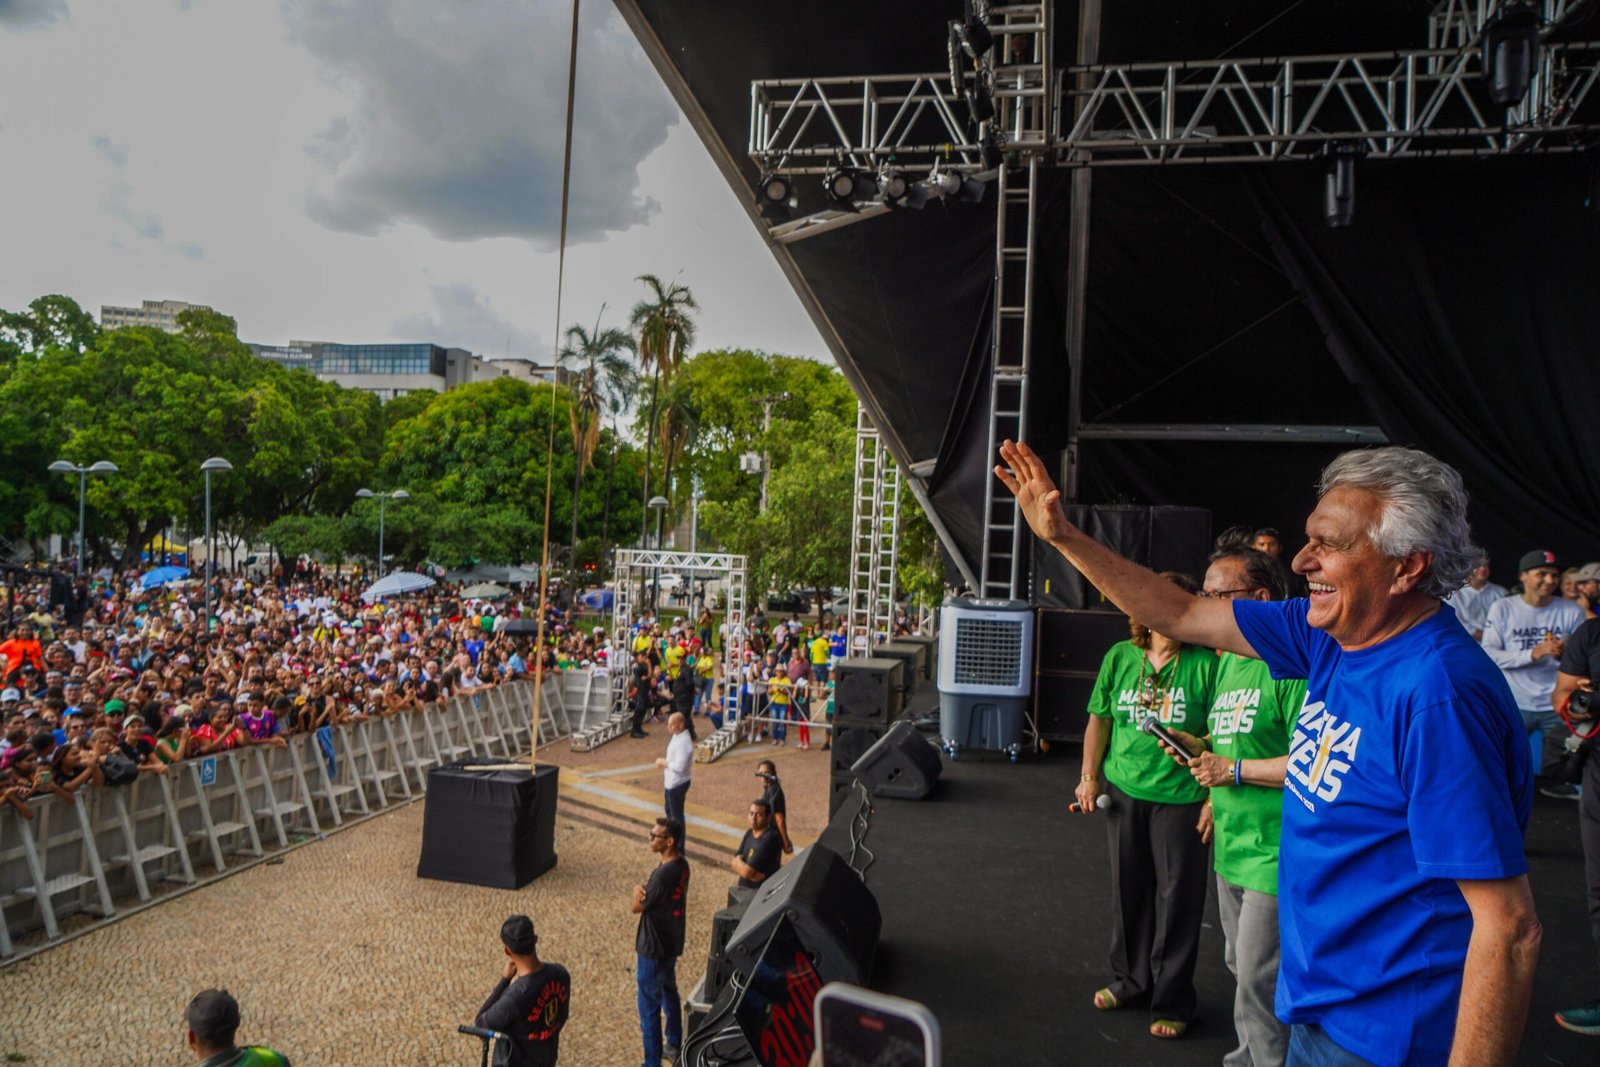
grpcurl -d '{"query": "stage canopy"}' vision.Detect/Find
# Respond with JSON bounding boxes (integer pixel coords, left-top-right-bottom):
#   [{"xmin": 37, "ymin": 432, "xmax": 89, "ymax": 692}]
[{"xmin": 616, "ymin": 1, "xmax": 1600, "ymax": 585}]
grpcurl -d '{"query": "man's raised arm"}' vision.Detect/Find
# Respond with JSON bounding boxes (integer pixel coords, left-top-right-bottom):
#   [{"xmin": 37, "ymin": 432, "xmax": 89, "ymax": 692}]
[{"xmin": 995, "ymin": 439, "xmax": 1255, "ymax": 656}]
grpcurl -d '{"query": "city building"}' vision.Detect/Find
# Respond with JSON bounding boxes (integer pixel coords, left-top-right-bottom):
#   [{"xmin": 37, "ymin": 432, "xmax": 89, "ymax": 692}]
[
  {"xmin": 247, "ymin": 340, "xmax": 571, "ymax": 401},
  {"xmin": 100, "ymin": 299, "xmax": 212, "ymax": 333}
]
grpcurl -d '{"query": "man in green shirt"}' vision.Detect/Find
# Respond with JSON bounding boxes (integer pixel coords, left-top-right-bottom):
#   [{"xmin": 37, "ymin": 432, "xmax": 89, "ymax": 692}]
[{"xmin": 1166, "ymin": 547, "xmax": 1303, "ymax": 1067}]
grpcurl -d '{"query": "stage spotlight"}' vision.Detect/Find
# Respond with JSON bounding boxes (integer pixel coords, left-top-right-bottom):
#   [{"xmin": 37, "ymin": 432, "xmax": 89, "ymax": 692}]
[
  {"xmin": 879, "ymin": 168, "xmax": 913, "ymax": 208},
  {"xmin": 1322, "ymin": 148, "xmax": 1358, "ymax": 229},
  {"xmin": 926, "ymin": 172, "xmax": 964, "ymax": 200},
  {"xmin": 956, "ymin": 9, "xmax": 994, "ymax": 59},
  {"xmin": 822, "ymin": 166, "xmax": 862, "ymax": 208},
  {"xmin": 965, "ymin": 74, "xmax": 996, "ymax": 124},
  {"xmin": 1482, "ymin": 1, "xmax": 1541, "ymax": 107},
  {"xmin": 958, "ymin": 175, "xmax": 986, "ymax": 204},
  {"xmin": 947, "ymin": 21, "xmax": 968, "ymax": 96},
  {"xmin": 981, "ymin": 128, "xmax": 1005, "ymax": 169},
  {"xmin": 760, "ymin": 172, "xmax": 795, "ymax": 208}
]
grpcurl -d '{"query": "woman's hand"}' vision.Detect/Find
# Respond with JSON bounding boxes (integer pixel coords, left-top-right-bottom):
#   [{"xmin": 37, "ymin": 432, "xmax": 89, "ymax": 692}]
[
  {"xmin": 1196, "ymin": 801, "xmax": 1214, "ymax": 844},
  {"xmin": 1073, "ymin": 774, "xmax": 1100, "ymax": 815}
]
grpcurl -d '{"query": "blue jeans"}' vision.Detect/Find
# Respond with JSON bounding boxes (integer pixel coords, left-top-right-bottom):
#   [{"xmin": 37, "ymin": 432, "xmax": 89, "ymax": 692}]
[
  {"xmin": 664, "ymin": 782, "xmax": 689, "ymax": 827},
  {"xmin": 636, "ymin": 954, "xmax": 682, "ymax": 1066},
  {"xmin": 1286, "ymin": 1024, "xmax": 1378, "ymax": 1067},
  {"xmin": 771, "ymin": 704, "xmax": 788, "ymax": 741}
]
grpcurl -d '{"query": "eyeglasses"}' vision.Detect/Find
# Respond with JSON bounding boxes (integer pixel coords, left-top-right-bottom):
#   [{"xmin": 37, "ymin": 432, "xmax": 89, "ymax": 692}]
[
  {"xmin": 648, "ymin": 829, "xmax": 668, "ymax": 839},
  {"xmin": 1199, "ymin": 587, "xmax": 1258, "ymax": 599}
]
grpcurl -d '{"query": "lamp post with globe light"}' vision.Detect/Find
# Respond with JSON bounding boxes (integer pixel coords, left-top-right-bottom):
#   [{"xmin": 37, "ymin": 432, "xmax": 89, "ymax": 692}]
[
  {"xmin": 648, "ymin": 494, "xmax": 669, "ymax": 609},
  {"xmin": 200, "ymin": 457, "xmax": 233, "ymax": 632},
  {"xmin": 47, "ymin": 459, "xmax": 119, "ymax": 574}
]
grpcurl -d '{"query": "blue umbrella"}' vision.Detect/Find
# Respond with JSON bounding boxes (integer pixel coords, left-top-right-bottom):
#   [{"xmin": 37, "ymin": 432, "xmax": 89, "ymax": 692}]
[
  {"xmin": 361, "ymin": 570, "xmax": 437, "ymax": 602},
  {"xmin": 140, "ymin": 565, "xmax": 190, "ymax": 590}
]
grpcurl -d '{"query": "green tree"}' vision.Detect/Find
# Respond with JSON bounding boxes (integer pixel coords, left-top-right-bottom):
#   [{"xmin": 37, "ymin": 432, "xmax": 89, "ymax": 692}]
[
  {"xmin": 0, "ymin": 294, "xmax": 99, "ymax": 355},
  {"xmin": 557, "ymin": 313, "xmax": 635, "ymax": 550},
  {"xmin": 629, "ymin": 274, "xmax": 697, "ymax": 531},
  {"xmin": 261, "ymin": 514, "xmax": 350, "ymax": 562}
]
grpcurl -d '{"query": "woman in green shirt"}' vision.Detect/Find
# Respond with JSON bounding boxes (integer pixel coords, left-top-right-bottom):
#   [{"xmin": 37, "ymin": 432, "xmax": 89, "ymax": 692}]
[{"xmin": 1078, "ymin": 571, "xmax": 1216, "ymax": 1039}]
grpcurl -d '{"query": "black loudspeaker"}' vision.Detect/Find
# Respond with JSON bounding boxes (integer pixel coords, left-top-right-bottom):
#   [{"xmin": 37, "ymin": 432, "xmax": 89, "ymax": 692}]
[
  {"xmin": 833, "ymin": 657, "xmax": 904, "ymax": 723},
  {"xmin": 820, "ymin": 775, "xmax": 870, "ymax": 842},
  {"xmin": 895, "ymin": 633, "xmax": 937, "ymax": 680},
  {"xmin": 832, "ymin": 720, "xmax": 888, "ymax": 775},
  {"xmin": 875, "ymin": 642, "xmax": 920, "ymax": 701},
  {"xmin": 703, "ymin": 900, "xmax": 752, "ymax": 1006},
  {"xmin": 827, "ymin": 772, "xmax": 863, "ymax": 818},
  {"xmin": 850, "ymin": 720, "xmax": 942, "ymax": 800},
  {"xmin": 1034, "ymin": 609, "xmax": 1128, "ymax": 673},
  {"xmin": 724, "ymin": 844, "xmax": 882, "ymax": 987},
  {"xmin": 1032, "ymin": 673, "xmax": 1097, "ymax": 742},
  {"xmin": 1033, "ymin": 504, "xmax": 1213, "ymax": 608}
]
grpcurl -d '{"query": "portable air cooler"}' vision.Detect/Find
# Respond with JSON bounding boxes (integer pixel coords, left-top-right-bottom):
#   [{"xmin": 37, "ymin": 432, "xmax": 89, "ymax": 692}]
[{"xmin": 937, "ymin": 596, "xmax": 1033, "ymax": 760}]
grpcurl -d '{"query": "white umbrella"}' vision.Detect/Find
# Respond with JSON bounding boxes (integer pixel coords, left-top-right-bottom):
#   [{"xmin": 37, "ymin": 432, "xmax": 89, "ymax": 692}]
[{"xmin": 361, "ymin": 570, "xmax": 437, "ymax": 602}]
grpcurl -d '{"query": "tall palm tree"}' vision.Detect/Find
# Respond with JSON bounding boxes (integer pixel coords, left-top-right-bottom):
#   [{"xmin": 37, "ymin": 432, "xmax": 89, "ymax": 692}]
[
  {"xmin": 629, "ymin": 274, "xmax": 697, "ymax": 539},
  {"xmin": 557, "ymin": 312, "xmax": 636, "ymax": 552},
  {"xmin": 656, "ymin": 376, "xmax": 699, "ymax": 521}
]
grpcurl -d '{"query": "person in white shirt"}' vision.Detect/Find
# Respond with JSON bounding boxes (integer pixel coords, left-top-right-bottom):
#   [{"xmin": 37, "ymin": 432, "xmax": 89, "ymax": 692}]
[
  {"xmin": 1481, "ymin": 549, "xmax": 1586, "ymax": 796},
  {"xmin": 1446, "ymin": 554, "xmax": 1508, "ymax": 640},
  {"xmin": 655, "ymin": 713, "xmax": 693, "ymax": 827}
]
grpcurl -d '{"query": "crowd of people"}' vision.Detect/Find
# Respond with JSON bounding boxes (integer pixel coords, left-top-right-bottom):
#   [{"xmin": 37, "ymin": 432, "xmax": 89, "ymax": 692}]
[{"xmin": 0, "ymin": 564, "xmax": 577, "ymax": 816}]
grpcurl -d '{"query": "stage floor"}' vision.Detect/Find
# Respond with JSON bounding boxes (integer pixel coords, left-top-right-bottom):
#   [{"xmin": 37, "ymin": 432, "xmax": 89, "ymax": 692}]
[{"xmin": 861, "ymin": 689, "xmax": 1595, "ymax": 1066}]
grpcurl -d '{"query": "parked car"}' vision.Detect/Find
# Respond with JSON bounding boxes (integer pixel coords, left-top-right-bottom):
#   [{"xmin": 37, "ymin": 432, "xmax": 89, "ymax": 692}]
[{"xmin": 766, "ymin": 591, "xmax": 811, "ymax": 615}]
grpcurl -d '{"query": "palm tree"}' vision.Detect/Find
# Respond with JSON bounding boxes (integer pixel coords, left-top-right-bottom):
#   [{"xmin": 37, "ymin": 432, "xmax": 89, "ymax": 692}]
[
  {"xmin": 629, "ymin": 274, "xmax": 697, "ymax": 539},
  {"xmin": 655, "ymin": 376, "xmax": 699, "ymax": 520},
  {"xmin": 557, "ymin": 311, "xmax": 635, "ymax": 552}
]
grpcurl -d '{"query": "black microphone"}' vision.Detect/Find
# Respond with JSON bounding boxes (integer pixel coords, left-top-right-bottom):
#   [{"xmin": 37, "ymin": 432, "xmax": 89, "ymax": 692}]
[
  {"xmin": 1138, "ymin": 715, "xmax": 1193, "ymax": 765},
  {"xmin": 1069, "ymin": 794, "xmax": 1110, "ymax": 813}
]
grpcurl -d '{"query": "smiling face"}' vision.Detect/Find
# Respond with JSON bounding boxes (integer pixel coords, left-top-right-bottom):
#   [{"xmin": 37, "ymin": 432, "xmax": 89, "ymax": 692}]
[{"xmin": 1291, "ymin": 486, "xmax": 1421, "ymax": 649}]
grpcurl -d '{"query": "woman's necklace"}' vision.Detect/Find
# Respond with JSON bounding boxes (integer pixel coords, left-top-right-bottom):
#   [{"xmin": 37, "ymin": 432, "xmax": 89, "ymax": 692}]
[{"xmin": 1135, "ymin": 651, "xmax": 1178, "ymax": 718}]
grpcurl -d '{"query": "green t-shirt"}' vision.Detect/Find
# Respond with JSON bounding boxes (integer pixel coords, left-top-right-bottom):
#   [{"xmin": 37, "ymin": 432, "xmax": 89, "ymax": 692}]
[
  {"xmin": 1087, "ymin": 641, "xmax": 1216, "ymax": 805},
  {"xmin": 1206, "ymin": 651, "xmax": 1305, "ymax": 895}
]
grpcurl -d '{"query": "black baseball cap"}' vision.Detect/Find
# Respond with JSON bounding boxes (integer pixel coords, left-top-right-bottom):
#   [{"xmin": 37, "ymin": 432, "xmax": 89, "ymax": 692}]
[
  {"xmin": 185, "ymin": 988, "xmax": 241, "ymax": 1043},
  {"xmin": 1518, "ymin": 549, "xmax": 1560, "ymax": 573},
  {"xmin": 500, "ymin": 914, "xmax": 538, "ymax": 954}
]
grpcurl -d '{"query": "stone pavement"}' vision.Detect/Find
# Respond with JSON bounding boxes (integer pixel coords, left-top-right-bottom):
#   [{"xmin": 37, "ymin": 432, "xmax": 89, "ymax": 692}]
[{"xmin": 0, "ymin": 722, "xmax": 833, "ymax": 1066}]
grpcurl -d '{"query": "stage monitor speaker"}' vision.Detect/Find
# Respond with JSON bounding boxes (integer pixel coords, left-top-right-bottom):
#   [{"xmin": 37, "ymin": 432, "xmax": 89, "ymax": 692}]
[
  {"xmin": 703, "ymin": 901, "xmax": 751, "ymax": 1006},
  {"xmin": 725, "ymin": 843, "xmax": 881, "ymax": 988},
  {"xmin": 850, "ymin": 719, "xmax": 942, "ymax": 800},
  {"xmin": 832, "ymin": 719, "xmax": 888, "ymax": 775},
  {"xmin": 1034, "ymin": 609, "xmax": 1128, "ymax": 674},
  {"xmin": 821, "ymin": 774, "xmax": 869, "ymax": 839},
  {"xmin": 1032, "ymin": 672, "xmax": 1097, "ymax": 742},
  {"xmin": 833, "ymin": 657, "xmax": 904, "ymax": 723}
]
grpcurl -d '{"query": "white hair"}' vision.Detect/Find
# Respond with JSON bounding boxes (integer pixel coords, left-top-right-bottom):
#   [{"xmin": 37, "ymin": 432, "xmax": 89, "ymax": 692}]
[{"xmin": 1317, "ymin": 446, "xmax": 1478, "ymax": 598}]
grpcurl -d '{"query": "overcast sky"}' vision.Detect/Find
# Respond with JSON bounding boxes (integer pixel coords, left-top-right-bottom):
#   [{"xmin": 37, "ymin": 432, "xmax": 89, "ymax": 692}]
[{"xmin": 0, "ymin": 0, "xmax": 827, "ymax": 363}]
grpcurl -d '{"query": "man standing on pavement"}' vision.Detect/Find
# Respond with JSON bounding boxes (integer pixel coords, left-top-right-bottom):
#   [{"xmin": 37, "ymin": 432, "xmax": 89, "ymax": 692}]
[
  {"xmin": 656, "ymin": 712, "xmax": 693, "ymax": 826},
  {"xmin": 1446, "ymin": 554, "xmax": 1508, "ymax": 641},
  {"xmin": 633, "ymin": 817, "xmax": 690, "ymax": 1067},
  {"xmin": 474, "ymin": 915, "xmax": 571, "ymax": 1067},
  {"xmin": 1482, "ymin": 550, "xmax": 1586, "ymax": 798},
  {"xmin": 731, "ymin": 798, "xmax": 784, "ymax": 888},
  {"xmin": 998, "ymin": 438, "xmax": 1538, "ymax": 1067}
]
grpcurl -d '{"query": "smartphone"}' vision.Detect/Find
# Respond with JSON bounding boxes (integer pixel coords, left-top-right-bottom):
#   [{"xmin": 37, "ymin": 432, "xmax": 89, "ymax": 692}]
[{"xmin": 814, "ymin": 982, "xmax": 939, "ymax": 1067}]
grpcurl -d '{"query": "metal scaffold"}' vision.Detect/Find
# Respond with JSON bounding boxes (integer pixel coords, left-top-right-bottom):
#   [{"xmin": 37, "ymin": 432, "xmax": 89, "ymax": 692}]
[{"xmin": 847, "ymin": 407, "xmax": 901, "ymax": 656}]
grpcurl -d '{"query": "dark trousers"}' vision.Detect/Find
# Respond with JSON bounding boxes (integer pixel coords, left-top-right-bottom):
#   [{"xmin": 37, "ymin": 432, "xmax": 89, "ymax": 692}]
[
  {"xmin": 664, "ymin": 781, "xmax": 690, "ymax": 826},
  {"xmin": 1584, "ymin": 751, "xmax": 1600, "ymax": 978},
  {"xmin": 1103, "ymin": 780, "xmax": 1210, "ymax": 1021}
]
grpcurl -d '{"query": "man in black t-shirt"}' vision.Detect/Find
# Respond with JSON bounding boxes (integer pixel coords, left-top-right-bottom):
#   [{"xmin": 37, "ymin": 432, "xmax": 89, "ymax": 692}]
[
  {"xmin": 474, "ymin": 915, "xmax": 571, "ymax": 1067},
  {"xmin": 1555, "ymin": 619, "xmax": 1600, "ymax": 1035},
  {"xmin": 633, "ymin": 816, "xmax": 690, "ymax": 1066},
  {"xmin": 732, "ymin": 798, "xmax": 783, "ymax": 889}
]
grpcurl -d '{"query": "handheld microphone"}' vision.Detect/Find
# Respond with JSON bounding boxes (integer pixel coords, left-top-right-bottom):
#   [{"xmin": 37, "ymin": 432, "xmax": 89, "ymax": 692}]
[
  {"xmin": 1069, "ymin": 794, "xmax": 1110, "ymax": 813},
  {"xmin": 1138, "ymin": 715, "xmax": 1193, "ymax": 765}
]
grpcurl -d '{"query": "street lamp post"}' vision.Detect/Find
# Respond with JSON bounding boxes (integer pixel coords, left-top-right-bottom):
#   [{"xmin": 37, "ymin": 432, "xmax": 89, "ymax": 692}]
[
  {"xmin": 200, "ymin": 458, "xmax": 233, "ymax": 633},
  {"xmin": 648, "ymin": 494, "xmax": 669, "ymax": 610},
  {"xmin": 47, "ymin": 459, "xmax": 120, "ymax": 573},
  {"xmin": 355, "ymin": 488, "xmax": 410, "ymax": 579}
]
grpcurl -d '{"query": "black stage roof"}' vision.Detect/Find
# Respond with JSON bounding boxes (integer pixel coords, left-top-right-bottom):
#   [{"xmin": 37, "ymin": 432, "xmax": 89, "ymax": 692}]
[{"xmin": 616, "ymin": 1, "xmax": 1600, "ymax": 585}]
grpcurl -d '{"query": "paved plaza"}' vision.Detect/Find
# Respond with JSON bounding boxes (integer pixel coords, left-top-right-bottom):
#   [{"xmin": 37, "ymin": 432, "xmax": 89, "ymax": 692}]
[{"xmin": 0, "ymin": 726, "xmax": 833, "ymax": 1066}]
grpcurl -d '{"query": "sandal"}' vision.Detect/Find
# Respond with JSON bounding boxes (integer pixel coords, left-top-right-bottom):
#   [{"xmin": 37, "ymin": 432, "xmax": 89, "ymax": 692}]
[
  {"xmin": 1149, "ymin": 1019, "xmax": 1187, "ymax": 1039},
  {"xmin": 1092, "ymin": 988, "xmax": 1120, "ymax": 1011}
]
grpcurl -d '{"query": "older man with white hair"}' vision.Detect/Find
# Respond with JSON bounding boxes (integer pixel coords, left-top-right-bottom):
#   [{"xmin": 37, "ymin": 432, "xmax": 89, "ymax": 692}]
[{"xmin": 998, "ymin": 440, "xmax": 1537, "ymax": 1067}]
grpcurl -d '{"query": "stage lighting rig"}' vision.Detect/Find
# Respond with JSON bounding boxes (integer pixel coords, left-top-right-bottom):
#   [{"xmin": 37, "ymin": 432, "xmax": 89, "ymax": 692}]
[
  {"xmin": 965, "ymin": 68, "xmax": 996, "ymax": 124},
  {"xmin": 878, "ymin": 167, "xmax": 913, "ymax": 208},
  {"xmin": 955, "ymin": 1, "xmax": 994, "ymax": 59},
  {"xmin": 823, "ymin": 164, "xmax": 877, "ymax": 209},
  {"xmin": 759, "ymin": 172, "xmax": 798, "ymax": 218},
  {"xmin": 1321, "ymin": 144, "xmax": 1362, "ymax": 229},
  {"xmin": 1482, "ymin": 1, "xmax": 1542, "ymax": 108}
]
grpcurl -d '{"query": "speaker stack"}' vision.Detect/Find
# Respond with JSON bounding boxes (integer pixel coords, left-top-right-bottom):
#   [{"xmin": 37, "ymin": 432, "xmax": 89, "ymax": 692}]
[
  {"xmin": 1032, "ymin": 608, "xmax": 1129, "ymax": 741},
  {"xmin": 829, "ymin": 656, "xmax": 904, "ymax": 816}
]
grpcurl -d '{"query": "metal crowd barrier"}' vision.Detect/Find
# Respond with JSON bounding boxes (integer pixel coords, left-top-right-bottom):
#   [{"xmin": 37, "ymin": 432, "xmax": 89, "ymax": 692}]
[
  {"xmin": 694, "ymin": 679, "xmax": 835, "ymax": 763},
  {"xmin": 0, "ymin": 677, "xmax": 570, "ymax": 964}
]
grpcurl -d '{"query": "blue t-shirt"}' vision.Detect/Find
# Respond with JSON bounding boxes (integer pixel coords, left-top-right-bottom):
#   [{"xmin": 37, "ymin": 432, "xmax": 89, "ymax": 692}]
[
  {"xmin": 464, "ymin": 637, "xmax": 485, "ymax": 665},
  {"xmin": 828, "ymin": 633, "xmax": 847, "ymax": 658},
  {"xmin": 1232, "ymin": 599, "xmax": 1529, "ymax": 1067}
]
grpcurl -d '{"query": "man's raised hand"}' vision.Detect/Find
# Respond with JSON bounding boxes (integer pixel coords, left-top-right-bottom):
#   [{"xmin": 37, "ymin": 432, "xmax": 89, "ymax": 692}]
[{"xmin": 994, "ymin": 439, "xmax": 1077, "ymax": 547}]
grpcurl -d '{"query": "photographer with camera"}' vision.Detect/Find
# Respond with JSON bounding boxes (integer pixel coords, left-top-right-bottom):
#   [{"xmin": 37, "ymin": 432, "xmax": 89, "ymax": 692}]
[{"xmin": 1552, "ymin": 617, "xmax": 1600, "ymax": 1035}]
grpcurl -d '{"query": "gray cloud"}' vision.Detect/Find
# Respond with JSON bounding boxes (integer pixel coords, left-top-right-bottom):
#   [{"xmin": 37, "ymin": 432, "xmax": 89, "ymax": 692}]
[
  {"xmin": 0, "ymin": 0, "xmax": 69, "ymax": 30},
  {"xmin": 393, "ymin": 283, "xmax": 547, "ymax": 360},
  {"xmin": 90, "ymin": 134, "xmax": 127, "ymax": 168},
  {"xmin": 282, "ymin": 0, "xmax": 676, "ymax": 247}
]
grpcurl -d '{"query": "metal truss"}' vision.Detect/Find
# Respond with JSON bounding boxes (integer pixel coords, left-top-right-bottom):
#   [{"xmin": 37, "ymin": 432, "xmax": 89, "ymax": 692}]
[
  {"xmin": 1060, "ymin": 40, "xmax": 1600, "ymax": 166},
  {"xmin": 572, "ymin": 548, "xmax": 747, "ymax": 753},
  {"xmin": 1078, "ymin": 423, "xmax": 1389, "ymax": 444},
  {"xmin": 847, "ymin": 407, "xmax": 901, "ymax": 657}
]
